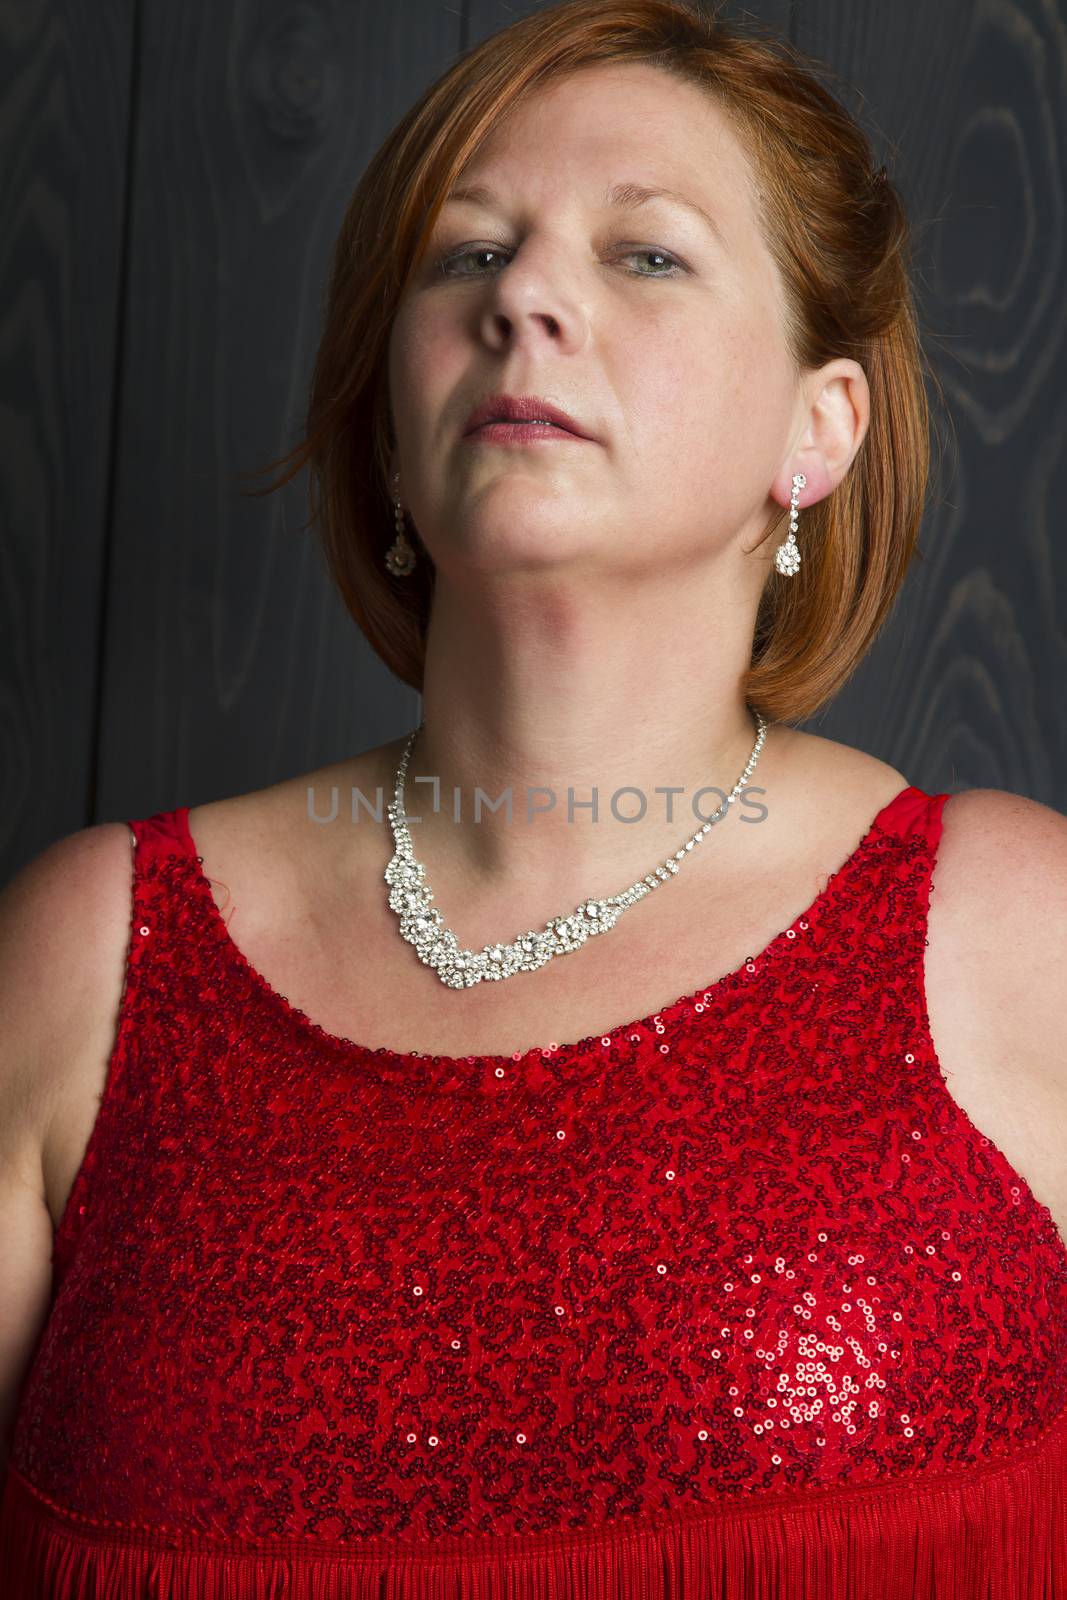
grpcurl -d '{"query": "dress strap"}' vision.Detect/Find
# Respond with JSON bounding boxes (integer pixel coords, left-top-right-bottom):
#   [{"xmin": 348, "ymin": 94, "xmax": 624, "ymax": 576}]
[
  {"xmin": 876, "ymin": 785, "xmax": 951, "ymax": 850},
  {"xmin": 51, "ymin": 809, "xmax": 189, "ymax": 1284},
  {"xmin": 129, "ymin": 808, "xmax": 195, "ymax": 865},
  {"xmin": 887, "ymin": 787, "xmax": 952, "ymax": 925},
  {"xmin": 869, "ymin": 787, "xmax": 953, "ymax": 960}
]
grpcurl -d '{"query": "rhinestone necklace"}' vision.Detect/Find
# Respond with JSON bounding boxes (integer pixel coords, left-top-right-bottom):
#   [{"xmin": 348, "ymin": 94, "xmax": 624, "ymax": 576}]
[{"xmin": 384, "ymin": 708, "xmax": 768, "ymax": 988}]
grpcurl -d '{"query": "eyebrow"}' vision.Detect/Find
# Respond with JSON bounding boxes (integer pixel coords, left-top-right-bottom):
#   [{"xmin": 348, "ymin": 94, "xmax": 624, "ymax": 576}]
[{"xmin": 441, "ymin": 179, "xmax": 727, "ymax": 248}]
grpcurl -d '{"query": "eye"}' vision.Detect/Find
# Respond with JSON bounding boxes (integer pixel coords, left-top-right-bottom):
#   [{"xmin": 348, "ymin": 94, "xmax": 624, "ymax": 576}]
[{"xmin": 432, "ymin": 243, "xmax": 686, "ymax": 279}]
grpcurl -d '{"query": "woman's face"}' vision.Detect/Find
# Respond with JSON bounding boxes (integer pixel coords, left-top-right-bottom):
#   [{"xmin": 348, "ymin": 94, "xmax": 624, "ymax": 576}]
[{"xmin": 387, "ymin": 61, "xmax": 805, "ymax": 583}]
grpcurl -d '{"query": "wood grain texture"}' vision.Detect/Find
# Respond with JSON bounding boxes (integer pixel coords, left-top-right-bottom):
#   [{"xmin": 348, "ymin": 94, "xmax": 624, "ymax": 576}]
[
  {"xmin": 791, "ymin": 0, "xmax": 1067, "ymax": 803},
  {"xmin": 0, "ymin": 2, "xmax": 135, "ymax": 872},
  {"xmin": 91, "ymin": 1, "xmax": 438, "ymax": 828}
]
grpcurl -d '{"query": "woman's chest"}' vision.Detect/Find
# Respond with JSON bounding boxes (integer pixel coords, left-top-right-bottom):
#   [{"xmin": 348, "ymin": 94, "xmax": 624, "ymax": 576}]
[
  {"xmin": 284, "ymin": 858, "xmax": 1067, "ymax": 1253},
  {"xmin": 44, "ymin": 813, "xmax": 1067, "ymax": 1262}
]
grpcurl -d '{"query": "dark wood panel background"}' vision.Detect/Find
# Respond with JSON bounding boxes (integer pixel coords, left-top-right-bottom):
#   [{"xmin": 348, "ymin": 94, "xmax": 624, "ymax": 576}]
[{"xmin": 3, "ymin": 0, "xmax": 1064, "ymax": 884}]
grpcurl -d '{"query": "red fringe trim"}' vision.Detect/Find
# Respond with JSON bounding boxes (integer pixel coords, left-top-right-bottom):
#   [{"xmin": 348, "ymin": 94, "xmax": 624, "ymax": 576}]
[{"xmin": 3, "ymin": 1409, "xmax": 1066, "ymax": 1599}]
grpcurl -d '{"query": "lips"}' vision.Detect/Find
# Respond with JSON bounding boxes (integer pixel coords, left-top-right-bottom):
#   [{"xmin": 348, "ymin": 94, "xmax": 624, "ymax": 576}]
[{"xmin": 463, "ymin": 393, "xmax": 593, "ymax": 439}]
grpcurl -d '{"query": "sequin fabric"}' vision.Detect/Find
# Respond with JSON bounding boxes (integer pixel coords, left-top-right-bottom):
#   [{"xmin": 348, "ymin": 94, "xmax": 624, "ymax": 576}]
[{"xmin": 9, "ymin": 787, "xmax": 1067, "ymax": 1548}]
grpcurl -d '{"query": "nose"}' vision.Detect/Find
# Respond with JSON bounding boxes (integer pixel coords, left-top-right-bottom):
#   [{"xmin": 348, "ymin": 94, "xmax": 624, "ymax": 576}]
[{"xmin": 477, "ymin": 245, "xmax": 588, "ymax": 355}]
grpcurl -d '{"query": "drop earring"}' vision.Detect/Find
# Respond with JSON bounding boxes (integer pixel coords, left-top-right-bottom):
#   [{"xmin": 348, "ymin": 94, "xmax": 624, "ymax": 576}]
[
  {"xmin": 774, "ymin": 473, "xmax": 805, "ymax": 577},
  {"xmin": 385, "ymin": 472, "xmax": 417, "ymax": 577}
]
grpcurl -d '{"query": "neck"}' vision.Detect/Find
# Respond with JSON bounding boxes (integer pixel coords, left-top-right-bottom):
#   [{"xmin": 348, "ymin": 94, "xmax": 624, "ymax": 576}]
[{"xmin": 395, "ymin": 574, "xmax": 785, "ymax": 901}]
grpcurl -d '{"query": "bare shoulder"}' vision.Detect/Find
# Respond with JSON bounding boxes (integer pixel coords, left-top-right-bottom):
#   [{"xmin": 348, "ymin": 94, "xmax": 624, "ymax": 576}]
[
  {"xmin": 183, "ymin": 741, "xmax": 404, "ymax": 935},
  {"xmin": 1, "ymin": 821, "xmax": 135, "ymax": 1255},
  {"xmin": 0, "ymin": 822, "xmax": 136, "ymax": 1456},
  {"xmin": 1, "ymin": 823, "xmax": 136, "ymax": 1145},
  {"xmin": 943, "ymin": 783, "xmax": 1067, "ymax": 845},
  {"xmin": 933, "ymin": 786, "xmax": 1067, "ymax": 942},
  {"xmin": 188, "ymin": 742, "xmax": 401, "ymax": 844},
  {"xmin": 924, "ymin": 785, "xmax": 1067, "ymax": 1237},
  {"xmin": 769, "ymin": 725, "xmax": 910, "ymax": 824},
  {"xmin": 783, "ymin": 725, "xmax": 908, "ymax": 780}
]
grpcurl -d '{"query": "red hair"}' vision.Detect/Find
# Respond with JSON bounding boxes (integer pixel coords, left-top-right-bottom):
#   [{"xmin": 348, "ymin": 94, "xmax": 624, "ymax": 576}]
[{"xmin": 254, "ymin": 0, "xmax": 937, "ymax": 724}]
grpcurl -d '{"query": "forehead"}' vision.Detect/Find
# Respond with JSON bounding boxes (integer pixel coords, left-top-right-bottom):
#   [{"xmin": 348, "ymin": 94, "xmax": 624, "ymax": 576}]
[
  {"xmin": 444, "ymin": 176, "xmax": 731, "ymax": 255},
  {"xmin": 451, "ymin": 62, "xmax": 761, "ymax": 239}
]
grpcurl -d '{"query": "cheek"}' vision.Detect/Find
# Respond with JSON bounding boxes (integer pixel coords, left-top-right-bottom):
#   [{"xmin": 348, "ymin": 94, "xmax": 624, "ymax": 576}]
[
  {"xmin": 389, "ymin": 307, "xmax": 459, "ymax": 430},
  {"xmin": 621, "ymin": 316, "xmax": 790, "ymax": 486}
]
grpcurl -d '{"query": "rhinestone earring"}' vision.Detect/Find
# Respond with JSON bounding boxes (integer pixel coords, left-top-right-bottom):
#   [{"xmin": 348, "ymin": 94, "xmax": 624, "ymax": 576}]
[
  {"xmin": 385, "ymin": 472, "xmax": 417, "ymax": 578},
  {"xmin": 774, "ymin": 473, "xmax": 805, "ymax": 578}
]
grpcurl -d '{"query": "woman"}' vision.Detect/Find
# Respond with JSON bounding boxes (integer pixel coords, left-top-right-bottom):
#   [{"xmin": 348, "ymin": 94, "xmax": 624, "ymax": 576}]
[{"xmin": 1, "ymin": 0, "xmax": 1065, "ymax": 1592}]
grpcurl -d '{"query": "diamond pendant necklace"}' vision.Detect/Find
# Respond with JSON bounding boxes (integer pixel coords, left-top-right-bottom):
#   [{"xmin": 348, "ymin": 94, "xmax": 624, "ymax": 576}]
[{"xmin": 384, "ymin": 708, "xmax": 768, "ymax": 989}]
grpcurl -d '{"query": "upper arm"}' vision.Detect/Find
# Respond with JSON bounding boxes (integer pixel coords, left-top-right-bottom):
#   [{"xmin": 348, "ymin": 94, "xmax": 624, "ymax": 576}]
[
  {"xmin": 927, "ymin": 787, "xmax": 1067, "ymax": 1235},
  {"xmin": 0, "ymin": 822, "xmax": 135, "ymax": 1469}
]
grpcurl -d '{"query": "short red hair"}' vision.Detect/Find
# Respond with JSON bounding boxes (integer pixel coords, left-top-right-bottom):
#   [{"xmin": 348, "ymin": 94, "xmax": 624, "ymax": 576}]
[{"xmin": 258, "ymin": 0, "xmax": 935, "ymax": 724}]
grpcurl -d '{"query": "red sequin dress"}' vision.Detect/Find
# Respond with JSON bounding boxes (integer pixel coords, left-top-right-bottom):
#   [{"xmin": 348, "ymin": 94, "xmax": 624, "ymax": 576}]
[{"xmin": 2, "ymin": 785, "xmax": 1065, "ymax": 1597}]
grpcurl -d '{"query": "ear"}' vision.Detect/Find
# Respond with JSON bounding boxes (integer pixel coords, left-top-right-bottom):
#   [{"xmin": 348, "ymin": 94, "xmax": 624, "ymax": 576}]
[{"xmin": 772, "ymin": 358, "xmax": 870, "ymax": 511}]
